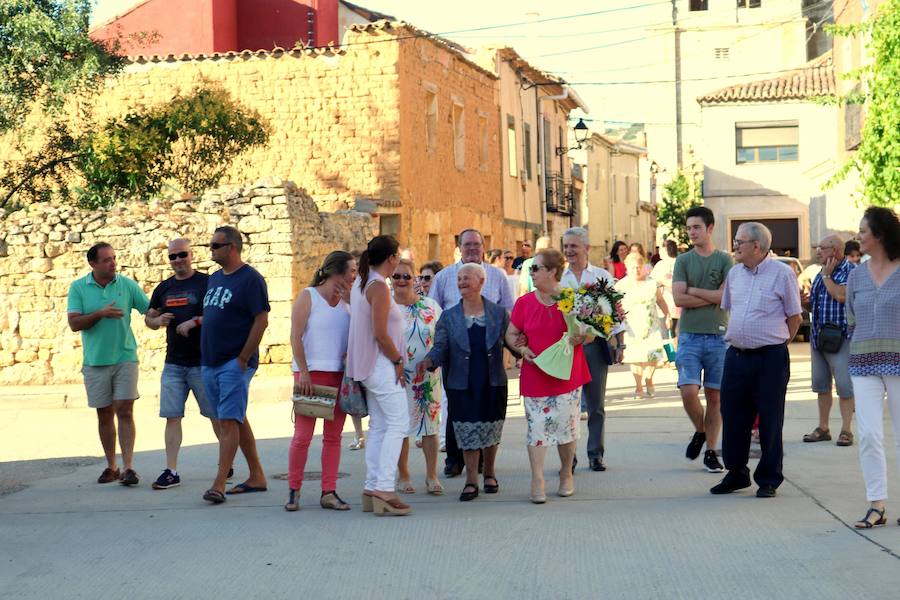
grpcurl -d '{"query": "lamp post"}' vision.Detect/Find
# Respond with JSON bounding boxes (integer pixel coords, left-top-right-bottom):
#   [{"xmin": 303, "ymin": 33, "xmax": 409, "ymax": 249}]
[{"xmin": 555, "ymin": 118, "xmax": 589, "ymax": 156}]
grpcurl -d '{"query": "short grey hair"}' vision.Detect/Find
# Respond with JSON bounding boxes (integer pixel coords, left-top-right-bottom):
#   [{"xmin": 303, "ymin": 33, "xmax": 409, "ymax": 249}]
[
  {"xmin": 168, "ymin": 238, "xmax": 191, "ymax": 250},
  {"xmin": 458, "ymin": 229, "xmax": 484, "ymax": 246},
  {"xmin": 458, "ymin": 262, "xmax": 486, "ymax": 281},
  {"xmin": 563, "ymin": 227, "xmax": 589, "ymax": 247},
  {"xmin": 739, "ymin": 222, "xmax": 772, "ymax": 254}
]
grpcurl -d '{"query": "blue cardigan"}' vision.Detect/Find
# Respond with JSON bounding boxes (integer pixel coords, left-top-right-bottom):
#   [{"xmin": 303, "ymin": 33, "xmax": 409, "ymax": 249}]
[{"xmin": 425, "ymin": 297, "xmax": 509, "ymax": 390}]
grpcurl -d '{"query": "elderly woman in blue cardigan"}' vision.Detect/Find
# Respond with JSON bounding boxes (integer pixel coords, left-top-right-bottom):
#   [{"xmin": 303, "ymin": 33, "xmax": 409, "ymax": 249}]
[{"xmin": 417, "ymin": 263, "xmax": 510, "ymax": 502}]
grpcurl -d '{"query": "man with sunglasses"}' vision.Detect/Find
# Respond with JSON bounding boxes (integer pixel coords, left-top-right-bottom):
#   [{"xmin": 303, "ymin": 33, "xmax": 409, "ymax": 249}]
[{"xmin": 145, "ymin": 239, "xmax": 217, "ymax": 490}]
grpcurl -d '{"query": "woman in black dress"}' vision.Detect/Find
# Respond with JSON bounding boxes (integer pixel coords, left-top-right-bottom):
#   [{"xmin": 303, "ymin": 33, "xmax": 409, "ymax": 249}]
[{"xmin": 418, "ymin": 263, "xmax": 509, "ymax": 502}]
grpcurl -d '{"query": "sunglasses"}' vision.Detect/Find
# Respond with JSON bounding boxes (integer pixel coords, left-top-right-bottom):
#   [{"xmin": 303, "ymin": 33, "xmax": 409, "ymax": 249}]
[
  {"xmin": 504, "ymin": 256, "xmax": 514, "ymax": 261},
  {"xmin": 529, "ymin": 264, "xmax": 546, "ymax": 273},
  {"xmin": 209, "ymin": 242, "xmax": 232, "ymax": 250},
  {"xmin": 417, "ymin": 274, "xmax": 432, "ymax": 282},
  {"xmin": 392, "ymin": 273, "xmax": 413, "ymax": 281},
  {"xmin": 168, "ymin": 251, "xmax": 189, "ymax": 261}
]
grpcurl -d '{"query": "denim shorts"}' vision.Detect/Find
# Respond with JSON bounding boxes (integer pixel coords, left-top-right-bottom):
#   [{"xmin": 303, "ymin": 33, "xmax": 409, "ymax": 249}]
[
  {"xmin": 160, "ymin": 363, "xmax": 215, "ymax": 418},
  {"xmin": 810, "ymin": 338, "xmax": 854, "ymax": 398},
  {"xmin": 675, "ymin": 333, "xmax": 727, "ymax": 390},
  {"xmin": 201, "ymin": 359, "xmax": 256, "ymax": 423}
]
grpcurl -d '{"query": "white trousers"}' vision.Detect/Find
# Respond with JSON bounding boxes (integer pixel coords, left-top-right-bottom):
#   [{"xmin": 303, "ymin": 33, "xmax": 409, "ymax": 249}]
[
  {"xmin": 853, "ymin": 375, "xmax": 900, "ymax": 501},
  {"xmin": 363, "ymin": 354, "xmax": 409, "ymax": 492}
]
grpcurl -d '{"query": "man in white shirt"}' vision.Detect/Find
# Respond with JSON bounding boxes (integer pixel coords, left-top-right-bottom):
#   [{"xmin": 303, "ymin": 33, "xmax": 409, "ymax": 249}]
[{"xmin": 561, "ymin": 227, "xmax": 625, "ymax": 472}]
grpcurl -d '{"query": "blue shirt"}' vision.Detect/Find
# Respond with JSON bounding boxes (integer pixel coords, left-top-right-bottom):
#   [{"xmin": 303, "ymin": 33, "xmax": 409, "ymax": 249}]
[
  {"xmin": 810, "ymin": 258, "xmax": 855, "ymax": 348},
  {"xmin": 201, "ymin": 265, "xmax": 270, "ymax": 368},
  {"xmin": 428, "ymin": 261, "xmax": 514, "ymax": 311}
]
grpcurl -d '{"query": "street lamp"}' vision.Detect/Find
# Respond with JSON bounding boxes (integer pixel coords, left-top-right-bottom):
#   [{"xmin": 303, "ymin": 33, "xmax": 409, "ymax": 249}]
[{"xmin": 555, "ymin": 118, "xmax": 589, "ymax": 156}]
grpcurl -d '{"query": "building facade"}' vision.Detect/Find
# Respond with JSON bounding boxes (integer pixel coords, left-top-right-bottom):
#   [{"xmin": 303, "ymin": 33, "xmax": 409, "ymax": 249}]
[{"xmin": 698, "ymin": 52, "xmax": 862, "ymax": 261}]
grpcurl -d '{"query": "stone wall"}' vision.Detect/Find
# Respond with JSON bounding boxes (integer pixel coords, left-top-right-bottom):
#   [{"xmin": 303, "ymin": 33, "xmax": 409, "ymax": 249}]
[{"xmin": 0, "ymin": 179, "xmax": 375, "ymax": 385}]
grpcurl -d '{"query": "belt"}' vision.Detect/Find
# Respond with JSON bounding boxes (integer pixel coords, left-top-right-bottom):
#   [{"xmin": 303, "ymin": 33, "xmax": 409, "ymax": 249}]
[{"xmin": 730, "ymin": 343, "xmax": 786, "ymax": 355}]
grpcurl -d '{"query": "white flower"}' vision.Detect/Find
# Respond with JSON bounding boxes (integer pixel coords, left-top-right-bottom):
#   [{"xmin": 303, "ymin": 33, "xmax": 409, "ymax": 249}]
[{"xmin": 597, "ymin": 297, "xmax": 612, "ymax": 315}]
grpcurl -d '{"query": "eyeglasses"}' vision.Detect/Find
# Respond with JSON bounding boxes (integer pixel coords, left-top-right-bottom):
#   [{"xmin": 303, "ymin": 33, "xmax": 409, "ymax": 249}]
[
  {"xmin": 168, "ymin": 251, "xmax": 189, "ymax": 261},
  {"xmin": 529, "ymin": 264, "xmax": 547, "ymax": 273},
  {"xmin": 391, "ymin": 273, "xmax": 413, "ymax": 281},
  {"xmin": 814, "ymin": 245, "xmax": 837, "ymax": 251},
  {"xmin": 209, "ymin": 242, "xmax": 232, "ymax": 250},
  {"xmin": 417, "ymin": 274, "xmax": 432, "ymax": 282},
  {"xmin": 503, "ymin": 256, "xmax": 514, "ymax": 261},
  {"xmin": 732, "ymin": 239, "xmax": 755, "ymax": 248}
]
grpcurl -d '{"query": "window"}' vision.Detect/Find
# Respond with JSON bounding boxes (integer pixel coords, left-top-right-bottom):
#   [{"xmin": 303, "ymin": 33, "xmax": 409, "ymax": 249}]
[
  {"xmin": 542, "ymin": 118, "xmax": 551, "ymax": 176},
  {"xmin": 506, "ymin": 115, "xmax": 517, "ymax": 177},
  {"xmin": 737, "ymin": 0, "xmax": 761, "ymax": 8},
  {"xmin": 452, "ymin": 100, "xmax": 465, "ymax": 171},
  {"xmin": 478, "ymin": 113, "xmax": 488, "ymax": 170},
  {"xmin": 380, "ymin": 214, "xmax": 400, "ymax": 236},
  {"xmin": 735, "ymin": 121, "xmax": 799, "ymax": 164},
  {"xmin": 714, "ymin": 47, "xmax": 730, "ymax": 60},
  {"xmin": 690, "ymin": 0, "xmax": 708, "ymax": 10},
  {"xmin": 424, "ymin": 89, "xmax": 437, "ymax": 152},
  {"xmin": 428, "ymin": 234, "xmax": 439, "ymax": 260},
  {"xmin": 523, "ymin": 123, "xmax": 533, "ymax": 180}
]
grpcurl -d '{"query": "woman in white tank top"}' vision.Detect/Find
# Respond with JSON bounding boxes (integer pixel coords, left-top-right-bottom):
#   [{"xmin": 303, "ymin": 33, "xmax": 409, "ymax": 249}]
[{"xmin": 285, "ymin": 251, "xmax": 356, "ymax": 512}]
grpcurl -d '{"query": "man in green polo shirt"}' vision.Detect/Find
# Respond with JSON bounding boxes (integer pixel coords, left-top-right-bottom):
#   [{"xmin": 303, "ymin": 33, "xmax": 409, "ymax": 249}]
[{"xmin": 67, "ymin": 242, "xmax": 150, "ymax": 486}]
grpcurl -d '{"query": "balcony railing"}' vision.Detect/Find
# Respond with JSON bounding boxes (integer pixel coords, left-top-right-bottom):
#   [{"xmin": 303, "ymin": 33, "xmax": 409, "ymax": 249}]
[{"xmin": 545, "ymin": 172, "xmax": 574, "ymax": 215}]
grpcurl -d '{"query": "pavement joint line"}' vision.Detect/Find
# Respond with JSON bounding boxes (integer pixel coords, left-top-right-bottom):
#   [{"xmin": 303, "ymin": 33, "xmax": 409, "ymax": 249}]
[{"xmin": 784, "ymin": 475, "xmax": 900, "ymax": 561}]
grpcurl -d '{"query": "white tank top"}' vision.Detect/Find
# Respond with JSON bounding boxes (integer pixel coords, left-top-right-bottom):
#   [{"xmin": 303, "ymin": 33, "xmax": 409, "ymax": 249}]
[{"xmin": 291, "ymin": 287, "xmax": 351, "ymax": 373}]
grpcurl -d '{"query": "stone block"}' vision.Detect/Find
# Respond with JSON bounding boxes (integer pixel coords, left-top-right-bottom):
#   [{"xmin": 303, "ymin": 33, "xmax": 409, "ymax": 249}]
[
  {"xmin": 238, "ymin": 215, "xmax": 271, "ymax": 234},
  {"xmin": 66, "ymin": 232, "xmax": 82, "ymax": 243},
  {"xmin": 44, "ymin": 243, "xmax": 67, "ymax": 258},
  {"xmin": 29, "ymin": 257, "xmax": 52, "ymax": 273},
  {"xmin": 266, "ymin": 277, "xmax": 294, "ymax": 302}
]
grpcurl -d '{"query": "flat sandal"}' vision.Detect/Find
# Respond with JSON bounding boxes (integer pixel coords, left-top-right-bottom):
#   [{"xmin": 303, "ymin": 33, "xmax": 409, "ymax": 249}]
[
  {"xmin": 854, "ymin": 507, "xmax": 886, "ymax": 529},
  {"xmin": 320, "ymin": 491, "xmax": 350, "ymax": 511}
]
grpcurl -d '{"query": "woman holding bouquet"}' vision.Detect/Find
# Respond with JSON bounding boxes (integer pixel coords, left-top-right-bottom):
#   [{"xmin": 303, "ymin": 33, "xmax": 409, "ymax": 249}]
[
  {"xmin": 506, "ymin": 248, "xmax": 592, "ymax": 503},
  {"xmin": 618, "ymin": 252, "xmax": 670, "ymax": 398}
]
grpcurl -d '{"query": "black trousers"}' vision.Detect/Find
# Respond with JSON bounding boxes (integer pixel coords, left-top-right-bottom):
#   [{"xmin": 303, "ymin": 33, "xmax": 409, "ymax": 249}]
[{"xmin": 720, "ymin": 343, "xmax": 790, "ymax": 489}]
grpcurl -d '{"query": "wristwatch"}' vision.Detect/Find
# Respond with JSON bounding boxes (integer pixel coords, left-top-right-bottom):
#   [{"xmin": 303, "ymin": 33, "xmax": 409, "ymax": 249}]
[{"xmin": 391, "ymin": 357, "xmax": 402, "ymax": 366}]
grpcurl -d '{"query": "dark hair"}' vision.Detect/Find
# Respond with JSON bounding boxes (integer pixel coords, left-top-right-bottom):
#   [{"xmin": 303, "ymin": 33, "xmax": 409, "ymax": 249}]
[
  {"xmin": 536, "ymin": 248, "xmax": 565, "ymax": 281},
  {"xmin": 311, "ymin": 250, "xmax": 354, "ymax": 287},
  {"xmin": 86, "ymin": 242, "xmax": 112, "ymax": 263},
  {"xmin": 420, "ymin": 260, "xmax": 443, "ymax": 274},
  {"xmin": 214, "ymin": 225, "xmax": 243, "ymax": 253},
  {"xmin": 665, "ymin": 239, "xmax": 678, "ymax": 258},
  {"xmin": 609, "ymin": 240, "xmax": 627, "ymax": 263},
  {"xmin": 843, "ymin": 240, "xmax": 860, "ymax": 256},
  {"xmin": 863, "ymin": 206, "xmax": 900, "ymax": 260},
  {"xmin": 358, "ymin": 235, "xmax": 399, "ymax": 290},
  {"xmin": 685, "ymin": 206, "xmax": 714, "ymax": 228}
]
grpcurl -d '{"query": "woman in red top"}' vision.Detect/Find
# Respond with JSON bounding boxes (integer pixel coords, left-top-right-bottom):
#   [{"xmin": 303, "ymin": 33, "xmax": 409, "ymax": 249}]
[{"xmin": 507, "ymin": 248, "xmax": 592, "ymax": 503}]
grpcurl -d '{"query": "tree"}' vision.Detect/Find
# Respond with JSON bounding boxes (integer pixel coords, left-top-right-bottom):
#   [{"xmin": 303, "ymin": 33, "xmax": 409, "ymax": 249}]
[
  {"xmin": 0, "ymin": 1, "xmax": 270, "ymax": 208},
  {"xmin": 657, "ymin": 170, "xmax": 702, "ymax": 247},
  {"xmin": 827, "ymin": 0, "xmax": 900, "ymax": 206}
]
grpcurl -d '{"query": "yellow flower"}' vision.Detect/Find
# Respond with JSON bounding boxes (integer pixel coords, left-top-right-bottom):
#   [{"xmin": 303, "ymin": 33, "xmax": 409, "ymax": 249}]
[{"xmin": 558, "ymin": 298, "xmax": 574, "ymax": 314}]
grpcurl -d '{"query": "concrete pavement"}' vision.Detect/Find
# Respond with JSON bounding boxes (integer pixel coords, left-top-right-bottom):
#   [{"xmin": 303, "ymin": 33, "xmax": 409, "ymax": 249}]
[{"xmin": 1, "ymin": 343, "xmax": 899, "ymax": 599}]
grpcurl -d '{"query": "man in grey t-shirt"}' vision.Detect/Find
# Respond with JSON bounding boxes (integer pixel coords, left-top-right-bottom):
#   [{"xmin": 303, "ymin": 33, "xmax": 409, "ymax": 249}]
[{"xmin": 673, "ymin": 207, "xmax": 733, "ymax": 473}]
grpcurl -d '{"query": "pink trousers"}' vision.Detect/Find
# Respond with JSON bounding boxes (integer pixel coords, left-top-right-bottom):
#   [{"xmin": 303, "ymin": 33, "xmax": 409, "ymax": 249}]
[{"xmin": 288, "ymin": 371, "xmax": 347, "ymax": 492}]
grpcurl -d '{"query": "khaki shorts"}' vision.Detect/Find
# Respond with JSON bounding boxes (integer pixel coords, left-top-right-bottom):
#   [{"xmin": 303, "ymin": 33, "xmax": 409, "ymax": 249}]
[{"xmin": 82, "ymin": 362, "xmax": 140, "ymax": 409}]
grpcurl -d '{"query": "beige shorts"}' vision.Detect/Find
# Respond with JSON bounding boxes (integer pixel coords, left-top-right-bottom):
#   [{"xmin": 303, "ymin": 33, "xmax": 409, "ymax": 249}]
[{"xmin": 82, "ymin": 362, "xmax": 140, "ymax": 409}]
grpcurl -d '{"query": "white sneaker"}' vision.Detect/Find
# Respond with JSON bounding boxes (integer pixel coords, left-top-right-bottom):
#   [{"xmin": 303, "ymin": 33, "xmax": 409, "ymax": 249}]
[{"xmin": 348, "ymin": 436, "xmax": 365, "ymax": 450}]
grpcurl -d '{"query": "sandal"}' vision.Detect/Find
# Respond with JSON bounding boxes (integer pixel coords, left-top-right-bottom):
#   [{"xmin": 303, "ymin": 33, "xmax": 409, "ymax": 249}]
[
  {"xmin": 483, "ymin": 476, "xmax": 499, "ymax": 494},
  {"xmin": 459, "ymin": 483, "xmax": 479, "ymax": 502},
  {"xmin": 802, "ymin": 427, "xmax": 832, "ymax": 443},
  {"xmin": 203, "ymin": 489, "xmax": 226, "ymax": 504},
  {"xmin": 320, "ymin": 491, "xmax": 351, "ymax": 511},
  {"xmin": 854, "ymin": 507, "xmax": 886, "ymax": 529},
  {"xmin": 425, "ymin": 478, "xmax": 444, "ymax": 496},
  {"xmin": 284, "ymin": 489, "xmax": 299, "ymax": 512},
  {"xmin": 836, "ymin": 431, "xmax": 854, "ymax": 447},
  {"xmin": 397, "ymin": 480, "xmax": 416, "ymax": 494}
]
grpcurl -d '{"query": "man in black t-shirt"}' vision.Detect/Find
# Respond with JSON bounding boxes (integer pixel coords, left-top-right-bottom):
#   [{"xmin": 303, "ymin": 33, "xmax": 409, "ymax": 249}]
[{"xmin": 145, "ymin": 239, "xmax": 216, "ymax": 490}]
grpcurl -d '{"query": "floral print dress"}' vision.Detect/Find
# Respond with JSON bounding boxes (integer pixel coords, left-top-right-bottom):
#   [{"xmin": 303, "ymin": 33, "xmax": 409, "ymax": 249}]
[
  {"xmin": 618, "ymin": 276, "xmax": 665, "ymax": 365},
  {"xmin": 402, "ymin": 296, "xmax": 443, "ymax": 436}
]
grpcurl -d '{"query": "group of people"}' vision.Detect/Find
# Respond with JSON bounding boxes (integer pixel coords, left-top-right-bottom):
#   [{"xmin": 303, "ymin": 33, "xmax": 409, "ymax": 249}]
[{"xmin": 65, "ymin": 206, "xmax": 900, "ymax": 526}]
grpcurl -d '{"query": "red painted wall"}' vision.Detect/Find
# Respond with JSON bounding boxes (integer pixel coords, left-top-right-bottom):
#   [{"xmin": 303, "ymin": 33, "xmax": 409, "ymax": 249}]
[{"xmin": 91, "ymin": 0, "xmax": 340, "ymax": 56}]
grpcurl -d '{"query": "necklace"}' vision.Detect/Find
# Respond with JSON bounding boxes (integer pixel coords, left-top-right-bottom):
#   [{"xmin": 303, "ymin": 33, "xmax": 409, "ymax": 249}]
[{"xmin": 535, "ymin": 290, "xmax": 556, "ymax": 307}]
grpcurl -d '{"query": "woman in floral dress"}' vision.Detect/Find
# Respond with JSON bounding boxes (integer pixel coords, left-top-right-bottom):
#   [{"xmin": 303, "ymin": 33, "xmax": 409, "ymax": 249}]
[
  {"xmin": 391, "ymin": 259, "xmax": 444, "ymax": 495},
  {"xmin": 618, "ymin": 252, "xmax": 670, "ymax": 398}
]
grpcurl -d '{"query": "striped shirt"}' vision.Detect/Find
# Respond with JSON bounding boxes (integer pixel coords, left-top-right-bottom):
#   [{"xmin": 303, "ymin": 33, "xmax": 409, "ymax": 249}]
[
  {"xmin": 428, "ymin": 261, "xmax": 515, "ymax": 311},
  {"xmin": 721, "ymin": 258, "xmax": 803, "ymax": 350},
  {"xmin": 845, "ymin": 263, "xmax": 900, "ymax": 377},
  {"xmin": 810, "ymin": 258, "xmax": 854, "ymax": 348}
]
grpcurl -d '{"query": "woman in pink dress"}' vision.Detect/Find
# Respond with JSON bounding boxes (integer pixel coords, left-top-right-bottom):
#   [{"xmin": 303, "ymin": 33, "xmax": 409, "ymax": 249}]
[{"xmin": 506, "ymin": 248, "xmax": 592, "ymax": 503}]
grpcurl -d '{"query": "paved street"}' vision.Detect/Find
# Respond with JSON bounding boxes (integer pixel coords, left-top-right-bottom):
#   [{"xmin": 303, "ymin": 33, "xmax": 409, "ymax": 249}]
[{"xmin": 1, "ymin": 343, "xmax": 899, "ymax": 599}]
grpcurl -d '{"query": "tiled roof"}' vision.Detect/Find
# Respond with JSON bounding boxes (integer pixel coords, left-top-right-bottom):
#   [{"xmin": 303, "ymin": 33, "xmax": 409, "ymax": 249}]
[
  {"xmin": 698, "ymin": 51, "xmax": 835, "ymax": 104},
  {"xmin": 126, "ymin": 46, "xmax": 345, "ymax": 65}
]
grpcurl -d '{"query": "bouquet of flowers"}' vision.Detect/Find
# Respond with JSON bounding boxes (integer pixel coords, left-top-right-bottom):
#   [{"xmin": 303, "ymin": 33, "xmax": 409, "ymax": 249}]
[{"xmin": 534, "ymin": 280, "xmax": 626, "ymax": 380}]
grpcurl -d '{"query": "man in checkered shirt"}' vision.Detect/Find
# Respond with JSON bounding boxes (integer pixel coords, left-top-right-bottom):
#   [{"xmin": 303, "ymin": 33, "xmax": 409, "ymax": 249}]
[{"xmin": 801, "ymin": 234, "xmax": 856, "ymax": 447}]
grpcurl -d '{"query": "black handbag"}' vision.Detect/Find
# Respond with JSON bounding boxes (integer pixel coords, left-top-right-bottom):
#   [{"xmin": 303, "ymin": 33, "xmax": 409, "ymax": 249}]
[{"xmin": 816, "ymin": 322, "xmax": 843, "ymax": 353}]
